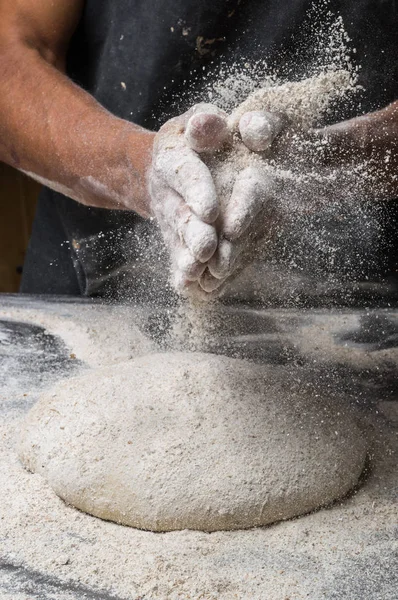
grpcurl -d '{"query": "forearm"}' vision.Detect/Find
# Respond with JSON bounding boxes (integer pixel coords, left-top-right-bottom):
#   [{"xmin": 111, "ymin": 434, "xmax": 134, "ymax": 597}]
[
  {"xmin": 320, "ymin": 101, "xmax": 398, "ymax": 198},
  {"xmin": 0, "ymin": 41, "xmax": 155, "ymax": 215}
]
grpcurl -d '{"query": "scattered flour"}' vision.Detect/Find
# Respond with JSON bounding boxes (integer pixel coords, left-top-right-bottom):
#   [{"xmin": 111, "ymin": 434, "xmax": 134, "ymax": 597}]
[
  {"xmin": 0, "ymin": 303, "xmax": 153, "ymax": 370},
  {"xmin": 157, "ymin": 7, "xmax": 386, "ymax": 306},
  {"xmin": 1, "ymin": 300, "xmax": 397, "ymax": 599},
  {"xmin": 228, "ymin": 69, "xmax": 356, "ymax": 131},
  {"xmin": 202, "ymin": 68, "xmax": 363, "ymax": 242}
]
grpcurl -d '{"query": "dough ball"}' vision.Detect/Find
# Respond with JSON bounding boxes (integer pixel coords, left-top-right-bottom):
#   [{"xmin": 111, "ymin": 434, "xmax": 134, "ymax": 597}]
[{"xmin": 18, "ymin": 352, "xmax": 367, "ymax": 532}]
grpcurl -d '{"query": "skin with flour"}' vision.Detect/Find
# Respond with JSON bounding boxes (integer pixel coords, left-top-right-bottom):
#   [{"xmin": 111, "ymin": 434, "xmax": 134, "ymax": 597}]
[{"xmin": 0, "ymin": 1, "xmax": 397, "ymax": 298}]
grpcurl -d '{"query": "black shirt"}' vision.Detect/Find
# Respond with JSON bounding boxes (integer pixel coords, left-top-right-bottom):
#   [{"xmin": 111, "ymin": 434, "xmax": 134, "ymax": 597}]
[{"xmin": 21, "ymin": 0, "xmax": 398, "ymax": 305}]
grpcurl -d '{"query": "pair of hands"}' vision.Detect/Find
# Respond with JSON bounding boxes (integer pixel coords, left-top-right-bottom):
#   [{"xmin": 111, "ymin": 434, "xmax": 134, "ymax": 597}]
[{"xmin": 149, "ymin": 103, "xmax": 284, "ymax": 300}]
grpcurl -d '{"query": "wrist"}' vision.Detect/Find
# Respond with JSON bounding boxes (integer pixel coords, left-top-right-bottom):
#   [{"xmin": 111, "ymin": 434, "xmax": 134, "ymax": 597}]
[
  {"xmin": 121, "ymin": 125, "xmax": 156, "ymax": 216},
  {"xmin": 67, "ymin": 119, "xmax": 155, "ymax": 215},
  {"xmin": 315, "ymin": 107, "xmax": 398, "ymax": 198},
  {"xmin": 318, "ymin": 102, "xmax": 398, "ymax": 161}
]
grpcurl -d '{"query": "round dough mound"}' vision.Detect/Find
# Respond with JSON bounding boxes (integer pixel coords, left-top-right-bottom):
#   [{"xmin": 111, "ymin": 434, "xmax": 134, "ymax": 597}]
[{"xmin": 18, "ymin": 352, "xmax": 367, "ymax": 532}]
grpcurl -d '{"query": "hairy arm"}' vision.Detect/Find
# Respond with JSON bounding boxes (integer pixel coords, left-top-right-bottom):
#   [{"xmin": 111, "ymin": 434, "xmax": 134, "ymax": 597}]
[{"xmin": 0, "ymin": 0, "xmax": 155, "ymax": 215}]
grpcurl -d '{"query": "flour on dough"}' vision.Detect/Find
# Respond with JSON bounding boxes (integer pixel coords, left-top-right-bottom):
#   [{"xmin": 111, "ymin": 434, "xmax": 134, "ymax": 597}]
[{"xmin": 18, "ymin": 352, "xmax": 367, "ymax": 532}]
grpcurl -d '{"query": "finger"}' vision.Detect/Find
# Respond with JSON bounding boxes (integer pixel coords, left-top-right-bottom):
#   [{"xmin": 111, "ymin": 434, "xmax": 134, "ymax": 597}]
[
  {"xmin": 239, "ymin": 111, "xmax": 284, "ymax": 152},
  {"xmin": 175, "ymin": 247, "xmax": 207, "ymax": 281},
  {"xmin": 158, "ymin": 103, "xmax": 226, "ymax": 137},
  {"xmin": 156, "ymin": 187, "xmax": 218, "ymax": 264},
  {"xmin": 155, "ymin": 186, "xmax": 191, "ymax": 240},
  {"xmin": 199, "ymin": 268, "xmax": 227, "ymax": 293},
  {"xmin": 172, "ymin": 270, "xmax": 197, "ymax": 295},
  {"xmin": 185, "ymin": 106, "xmax": 231, "ymax": 153},
  {"xmin": 222, "ymin": 167, "xmax": 271, "ymax": 241},
  {"xmin": 185, "ymin": 113, "xmax": 230, "ymax": 152},
  {"xmin": 189, "ymin": 103, "xmax": 228, "ymax": 117},
  {"xmin": 208, "ymin": 238, "xmax": 237, "ymax": 279},
  {"xmin": 174, "ymin": 276, "xmax": 224, "ymax": 302},
  {"xmin": 181, "ymin": 215, "xmax": 218, "ymax": 263},
  {"xmin": 155, "ymin": 145, "xmax": 219, "ymax": 223}
]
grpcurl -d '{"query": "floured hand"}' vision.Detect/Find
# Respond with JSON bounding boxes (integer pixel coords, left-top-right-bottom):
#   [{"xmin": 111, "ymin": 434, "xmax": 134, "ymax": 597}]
[
  {"xmin": 149, "ymin": 103, "xmax": 231, "ymax": 294},
  {"xmin": 192, "ymin": 109, "xmax": 286, "ymax": 296},
  {"xmin": 200, "ymin": 165, "xmax": 282, "ymax": 293}
]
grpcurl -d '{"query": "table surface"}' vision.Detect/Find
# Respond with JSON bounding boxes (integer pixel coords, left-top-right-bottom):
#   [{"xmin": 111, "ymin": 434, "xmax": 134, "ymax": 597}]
[{"xmin": 0, "ymin": 294, "xmax": 397, "ymax": 600}]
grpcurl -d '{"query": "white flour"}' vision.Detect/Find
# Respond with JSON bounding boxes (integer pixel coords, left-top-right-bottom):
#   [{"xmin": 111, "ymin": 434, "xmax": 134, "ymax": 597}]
[
  {"xmin": 229, "ymin": 69, "xmax": 356, "ymax": 131},
  {"xmin": 2, "ymin": 391, "xmax": 396, "ymax": 600},
  {"xmin": 204, "ymin": 65, "xmax": 363, "ymax": 235}
]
